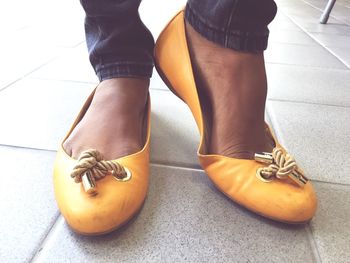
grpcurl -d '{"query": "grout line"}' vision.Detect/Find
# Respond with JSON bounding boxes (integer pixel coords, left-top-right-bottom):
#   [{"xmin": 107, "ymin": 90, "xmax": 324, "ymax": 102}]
[
  {"xmin": 0, "ymin": 79, "xmax": 23, "ymax": 93},
  {"xmin": 311, "ymin": 179, "xmax": 350, "ymax": 187},
  {"xmin": 151, "ymin": 162, "xmax": 203, "ymax": 172},
  {"xmin": 269, "ymin": 40, "xmax": 316, "ymax": 46},
  {"xmin": 0, "ymin": 42, "xmax": 89, "ymax": 93},
  {"xmin": 0, "ymin": 143, "xmax": 203, "ymax": 170},
  {"xmin": 0, "ymin": 143, "xmax": 57, "ymax": 153},
  {"xmin": 278, "ymin": 2, "xmax": 350, "ymax": 70},
  {"xmin": 30, "ymin": 216, "xmax": 65, "ymax": 263},
  {"xmin": 26, "ymin": 77, "xmax": 98, "ymax": 85},
  {"xmin": 63, "ymin": 41, "xmax": 85, "ymax": 49},
  {"xmin": 23, "ymin": 77, "xmax": 170, "ymax": 93},
  {"xmin": 268, "ymin": 95, "xmax": 342, "ymax": 262},
  {"xmin": 29, "ymin": 212, "xmax": 61, "ymax": 263},
  {"xmin": 268, "ymin": 98, "xmax": 350, "ymax": 109},
  {"xmin": 150, "ymin": 87, "xmax": 172, "ymax": 92},
  {"xmin": 270, "ymin": 40, "xmax": 318, "ymax": 47},
  {"xmin": 305, "ymin": 224, "xmax": 323, "ymax": 263},
  {"xmin": 297, "ymin": 31, "xmax": 350, "ymax": 69},
  {"xmin": 316, "ymin": 46, "xmax": 350, "ymax": 69},
  {"xmin": 265, "ymin": 61, "xmax": 349, "ymax": 70},
  {"xmin": 1, "ymin": 142, "xmax": 349, "ymax": 185},
  {"xmin": 267, "ymin": 102, "xmax": 350, "ymax": 188},
  {"xmin": 0, "ymin": 57, "xmax": 59, "ymax": 93},
  {"xmin": 266, "ymin": 61, "xmax": 350, "ymax": 72}
]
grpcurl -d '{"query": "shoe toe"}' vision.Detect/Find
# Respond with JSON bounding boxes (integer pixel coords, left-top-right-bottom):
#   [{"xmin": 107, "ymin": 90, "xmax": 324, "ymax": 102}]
[
  {"xmin": 202, "ymin": 156, "xmax": 317, "ymax": 223},
  {"xmin": 253, "ymin": 179, "xmax": 317, "ymax": 223},
  {"xmin": 53, "ymin": 150, "xmax": 148, "ymax": 235}
]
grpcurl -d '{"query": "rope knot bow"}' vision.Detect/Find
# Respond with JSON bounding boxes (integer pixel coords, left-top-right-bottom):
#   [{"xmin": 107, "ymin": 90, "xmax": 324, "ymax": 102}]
[
  {"xmin": 70, "ymin": 149, "xmax": 131, "ymax": 195},
  {"xmin": 254, "ymin": 148, "xmax": 308, "ymax": 187}
]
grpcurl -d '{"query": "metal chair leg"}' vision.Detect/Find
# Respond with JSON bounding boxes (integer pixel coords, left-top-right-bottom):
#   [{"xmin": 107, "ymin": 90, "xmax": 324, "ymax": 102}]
[{"xmin": 320, "ymin": 0, "xmax": 336, "ymax": 24}]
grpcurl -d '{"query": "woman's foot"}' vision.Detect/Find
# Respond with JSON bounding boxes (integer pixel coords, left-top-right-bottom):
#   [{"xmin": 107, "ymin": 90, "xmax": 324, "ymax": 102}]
[
  {"xmin": 63, "ymin": 78, "xmax": 149, "ymax": 160},
  {"xmin": 185, "ymin": 22, "xmax": 274, "ymax": 159}
]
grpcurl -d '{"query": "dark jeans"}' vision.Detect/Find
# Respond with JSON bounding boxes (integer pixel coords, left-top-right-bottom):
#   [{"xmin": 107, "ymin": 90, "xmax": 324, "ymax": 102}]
[{"xmin": 80, "ymin": 0, "xmax": 277, "ymax": 81}]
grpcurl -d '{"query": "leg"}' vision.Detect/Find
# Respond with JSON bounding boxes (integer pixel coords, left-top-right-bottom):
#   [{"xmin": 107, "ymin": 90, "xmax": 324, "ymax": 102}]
[
  {"xmin": 64, "ymin": 0, "xmax": 154, "ymax": 159},
  {"xmin": 320, "ymin": 0, "xmax": 336, "ymax": 24},
  {"xmin": 185, "ymin": 0, "xmax": 277, "ymax": 159}
]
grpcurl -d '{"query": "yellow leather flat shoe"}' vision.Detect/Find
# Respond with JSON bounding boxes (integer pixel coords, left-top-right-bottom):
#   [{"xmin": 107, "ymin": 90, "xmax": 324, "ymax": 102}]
[
  {"xmin": 154, "ymin": 10, "xmax": 317, "ymax": 224},
  {"xmin": 53, "ymin": 89, "xmax": 151, "ymax": 235}
]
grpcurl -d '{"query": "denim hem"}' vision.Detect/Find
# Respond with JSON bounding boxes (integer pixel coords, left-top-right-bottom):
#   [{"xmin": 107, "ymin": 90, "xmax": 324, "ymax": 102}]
[
  {"xmin": 185, "ymin": 3, "xmax": 269, "ymax": 53},
  {"xmin": 96, "ymin": 62, "xmax": 153, "ymax": 82}
]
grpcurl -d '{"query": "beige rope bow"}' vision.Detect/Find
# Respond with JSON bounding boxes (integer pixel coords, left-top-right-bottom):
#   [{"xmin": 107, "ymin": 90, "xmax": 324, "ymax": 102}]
[
  {"xmin": 255, "ymin": 148, "xmax": 308, "ymax": 187},
  {"xmin": 71, "ymin": 149, "xmax": 130, "ymax": 194},
  {"xmin": 259, "ymin": 148, "xmax": 296, "ymax": 179}
]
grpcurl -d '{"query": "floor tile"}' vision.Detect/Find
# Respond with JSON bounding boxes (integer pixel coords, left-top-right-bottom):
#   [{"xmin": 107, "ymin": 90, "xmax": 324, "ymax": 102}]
[
  {"xmin": 0, "ymin": 80, "xmax": 199, "ymax": 167},
  {"xmin": 266, "ymin": 63, "xmax": 350, "ymax": 106},
  {"xmin": 2, "ymin": 0, "xmax": 350, "ymax": 262},
  {"xmin": 311, "ymin": 182, "xmax": 350, "ymax": 263},
  {"xmin": 300, "ymin": 22, "xmax": 350, "ymax": 36},
  {"xmin": 265, "ymin": 42, "xmax": 347, "ymax": 69},
  {"xmin": 140, "ymin": 0, "xmax": 186, "ymax": 37},
  {"xmin": 26, "ymin": 23, "xmax": 85, "ymax": 48},
  {"xmin": 270, "ymin": 10, "xmax": 303, "ymax": 30},
  {"xmin": 303, "ymin": 0, "xmax": 350, "ymax": 26},
  {"xmin": 268, "ymin": 100, "xmax": 350, "ymax": 184},
  {"xmin": 28, "ymin": 45, "xmax": 168, "ymax": 91},
  {"xmin": 331, "ymin": 47, "xmax": 350, "ymax": 68},
  {"xmin": 150, "ymin": 71, "xmax": 169, "ymax": 91},
  {"xmin": 34, "ymin": 165, "xmax": 315, "ymax": 263},
  {"xmin": 0, "ymin": 146, "xmax": 58, "ymax": 262},
  {"xmin": 309, "ymin": 33, "xmax": 350, "ymax": 48},
  {"xmin": 0, "ymin": 0, "xmax": 86, "ymax": 89},
  {"xmin": 0, "ymin": 79, "xmax": 94, "ymax": 150},
  {"xmin": 28, "ymin": 45, "xmax": 98, "ymax": 84},
  {"xmin": 33, "ymin": 1, "xmax": 85, "ymax": 48},
  {"xmin": 282, "ymin": 6, "xmax": 326, "ymax": 20},
  {"xmin": 150, "ymin": 90, "xmax": 199, "ymax": 168},
  {"xmin": 278, "ymin": 1, "xmax": 350, "ymax": 35},
  {"xmin": 269, "ymin": 29, "xmax": 317, "ymax": 45},
  {"xmin": 0, "ymin": 0, "xmax": 85, "ymax": 47},
  {"xmin": 0, "ymin": 29, "xmax": 62, "ymax": 90}
]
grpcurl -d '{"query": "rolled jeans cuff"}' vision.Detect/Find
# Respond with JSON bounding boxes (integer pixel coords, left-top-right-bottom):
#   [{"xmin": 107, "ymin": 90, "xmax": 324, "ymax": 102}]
[
  {"xmin": 185, "ymin": 3, "xmax": 270, "ymax": 53},
  {"xmin": 95, "ymin": 62, "xmax": 154, "ymax": 82}
]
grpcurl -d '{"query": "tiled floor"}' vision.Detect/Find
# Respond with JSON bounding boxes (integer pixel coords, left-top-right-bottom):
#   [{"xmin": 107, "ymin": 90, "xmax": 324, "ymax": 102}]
[{"xmin": 0, "ymin": 0, "xmax": 349, "ymax": 262}]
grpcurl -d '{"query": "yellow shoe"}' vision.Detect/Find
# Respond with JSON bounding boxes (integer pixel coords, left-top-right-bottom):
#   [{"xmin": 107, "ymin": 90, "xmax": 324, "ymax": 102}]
[
  {"xmin": 53, "ymin": 89, "xmax": 151, "ymax": 235},
  {"xmin": 154, "ymin": 10, "xmax": 317, "ymax": 223}
]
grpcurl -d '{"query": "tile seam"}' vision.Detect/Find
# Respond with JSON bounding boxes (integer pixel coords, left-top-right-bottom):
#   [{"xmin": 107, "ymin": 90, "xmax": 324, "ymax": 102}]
[
  {"xmin": 1, "ymin": 145, "xmax": 348, "ymax": 185},
  {"xmin": 266, "ymin": 62, "xmax": 350, "ymax": 72},
  {"xmin": 266, "ymin": 103, "xmax": 350, "ymax": 187},
  {"xmin": 266, "ymin": 61, "xmax": 348, "ymax": 70},
  {"xmin": 306, "ymin": 224, "xmax": 323, "ymax": 263},
  {"xmin": 25, "ymin": 77, "xmax": 98, "ymax": 85},
  {"xmin": 0, "ymin": 57, "xmax": 59, "ymax": 93},
  {"xmin": 29, "ymin": 212, "xmax": 61, "ymax": 263},
  {"xmin": 268, "ymin": 98, "xmax": 350, "ymax": 109},
  {"xmin": 0, "ymin": 143, "xmax": 57, "ymax": 153},
  {"xmin": 278, "ymin": 3, "xmax": 350, "ymax": 70}
]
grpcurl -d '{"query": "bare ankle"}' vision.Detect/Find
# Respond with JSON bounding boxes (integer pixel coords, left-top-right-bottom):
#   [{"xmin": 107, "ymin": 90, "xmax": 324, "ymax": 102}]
[
  {"xmin": 63, "ymin": 77, "xmax": 149, "ymax": 160},
  {"xmin": 186, "ymin": 21, "xmax": 272, "ymax": 158}
]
